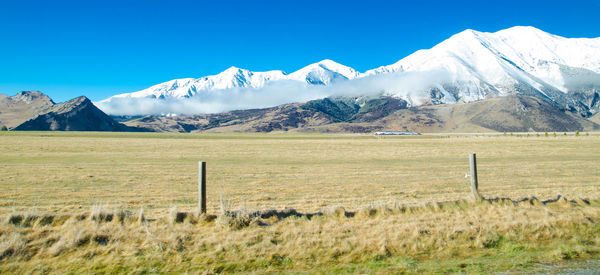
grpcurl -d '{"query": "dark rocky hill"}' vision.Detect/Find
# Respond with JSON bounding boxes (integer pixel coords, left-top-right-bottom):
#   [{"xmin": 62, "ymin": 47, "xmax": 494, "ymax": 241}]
[{"xmin": 0, "ymin": 91, "xmax": 144, "ymax": 131}]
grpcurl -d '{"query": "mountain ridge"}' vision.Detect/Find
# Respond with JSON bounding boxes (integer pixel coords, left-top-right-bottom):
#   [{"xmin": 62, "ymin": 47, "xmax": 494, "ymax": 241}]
[
  {"xmin": 96, "ymin": 26, "xmax": 600, "ymax": 118},
  {"xmin": 122, "ymin": 95, "xmax": 600, "ymax": 133},
  {"xmin": 2, "ymin": 91, "xmax": 598, "ymax": 133},
  {"xmin": 105, "ymin": 59, "xmax": 358, "ymax": 101}
]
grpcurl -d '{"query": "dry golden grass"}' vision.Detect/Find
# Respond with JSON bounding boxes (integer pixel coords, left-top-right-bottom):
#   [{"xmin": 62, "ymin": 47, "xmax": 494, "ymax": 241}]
[
  {"xmin": 0, "ymin": 198, "xmax": 599, "ymax": 273},
  {"xmin": 0, "ymin": 131, "xmax": 599, "ymax": 273},
  {"xmin": 0, "ymin": 131, "xmax": 598, "ymax": 216}
]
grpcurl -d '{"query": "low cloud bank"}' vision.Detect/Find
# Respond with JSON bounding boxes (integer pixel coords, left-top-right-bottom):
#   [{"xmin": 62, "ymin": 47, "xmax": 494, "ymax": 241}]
[
  {"xmin": 95, "ymin": 70, "xmax": 454, "ymax": 116},
  {"xmin": 562, "ymin": 69, "xmax": 600, "ymax": 91}
]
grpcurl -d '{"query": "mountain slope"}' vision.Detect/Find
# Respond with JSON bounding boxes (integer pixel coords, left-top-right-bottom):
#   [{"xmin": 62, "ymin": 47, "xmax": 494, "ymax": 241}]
[
  {"xmin": 367, "ymin": 95, "xmax": 599, "ymax": 133},
  {"xmin": 124, "ymin": 96, "xmax": 406, "ymax": 133},
  {"xmin": 590, "ymin": 112, "xmax": 600, "ymax": 124},
  {"xmin": 123, "ymin": 95, "xmax": 599, "ymax": 133},
  {"xmin": 364, "ymin": 26, "xmax": 600, "ymax": 114},
  {"xmin": 124, "ymin": 104, "xmax": 333, "ymax": 133}
]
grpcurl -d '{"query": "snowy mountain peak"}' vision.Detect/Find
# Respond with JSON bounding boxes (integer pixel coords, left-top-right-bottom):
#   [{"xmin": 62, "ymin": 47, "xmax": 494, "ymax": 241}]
[
  {"xmin": 222, "ymin": 66, "xmax": 244, "ymax": 74},
  {"xmin": 319, "ymin": 59, "xmax": 361, "ymax": 79},
  {"xmin": 366, "ymin": 25, "xmax": 600, "ymax": 94},
  {"xmin": 497, "ymin": 25, "xmax": 550, "ymax": 36},
  {"xmin": 287, "ymin": 59, "xmax": 360, "ymax": 84},
  {"xmin": 456, "ymin": 28, "xmax": 481, "ymax": 35},
  {"xmin": 314, "ymin": 59, "xmax": 348, "ymax": 69}
]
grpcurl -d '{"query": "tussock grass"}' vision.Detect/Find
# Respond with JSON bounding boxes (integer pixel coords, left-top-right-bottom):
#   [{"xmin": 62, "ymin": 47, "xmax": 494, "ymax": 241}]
[
  {"xmin": 0, "ymin": 198, "xmax": 598, "ymax": 273},
  {"xmin": 0, "ymin": 233, "xmax": 26, "ymax": 261}
]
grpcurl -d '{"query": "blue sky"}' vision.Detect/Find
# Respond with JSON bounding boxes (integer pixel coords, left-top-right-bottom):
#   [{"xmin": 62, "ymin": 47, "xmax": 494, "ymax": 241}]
[{"xmin": 0, "ymin": 0, "xmax": 598, "ymax": 102}]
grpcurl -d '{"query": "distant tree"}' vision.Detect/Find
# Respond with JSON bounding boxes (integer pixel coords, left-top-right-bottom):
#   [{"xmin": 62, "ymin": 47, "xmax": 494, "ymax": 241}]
[
  {"xmin": 0, "ymin": 125, "xmax": 7, "ymax": 131},
  {"xmin": 544, "ymin": 132, "xmax": 549, "ymax": 137},
  {"xmin": 510, "ymin": 132, "xmax": 513, "ymax": 136},
  {"xmin": 553, "ymin": 132, "xmax": 557, "ymax": 137},
  {"xmin": 586, "ymin": 132, "xmax": 590, "ymax": 136},
  {"xmin": 575, "ymin": 130, "xmax": 580, "ymax": 137},
  {"xmin": 536, "ymin": 133, "xmax": 540, "ymax": 137},
  {"xmin": 563, "ymin": 132, "xmax": 567, "ymax": 136}
]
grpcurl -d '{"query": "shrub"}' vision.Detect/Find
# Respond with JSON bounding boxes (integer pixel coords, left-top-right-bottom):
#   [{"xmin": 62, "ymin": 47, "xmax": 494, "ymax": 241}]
[
  {"xmin": 545, "ymin": 132, "xmax": 549, "ymax": 137},
  {"xmin": 575, "ymin": 130, "xmax": 579, "ymax": 136},
  {"xmin": 0, "ymin": 125, "xmax": 7, "ymax": 131}
]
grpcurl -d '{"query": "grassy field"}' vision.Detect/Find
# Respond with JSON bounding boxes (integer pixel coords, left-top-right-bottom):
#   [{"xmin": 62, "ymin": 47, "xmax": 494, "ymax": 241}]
[{"xmin": 0, "ymin": 131, "xmax": 599, "ymax": 273}]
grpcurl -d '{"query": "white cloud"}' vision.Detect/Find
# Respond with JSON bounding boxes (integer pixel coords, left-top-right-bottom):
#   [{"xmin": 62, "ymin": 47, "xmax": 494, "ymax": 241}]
[{"xmin": 94, "ymin": 70, "xmax": 454, "ymax": 116}]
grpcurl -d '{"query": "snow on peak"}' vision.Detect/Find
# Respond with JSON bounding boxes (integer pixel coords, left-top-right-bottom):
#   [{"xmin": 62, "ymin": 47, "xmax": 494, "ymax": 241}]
[
  {"xmin": 496, "ymin": 26, "xmax": 550, "ymax": 36},
  {"xmin": 287, "ymin": 59, "xmax": 360, "ymax": 84},
  {"xmin": 221, "ymin": 66, "xmax": 243, "ymax": 74},
  {"xmin": 317, "ymin": 59, "xmax": 361, "ymax": 79},
  {"xmin": 102, "ymin": 58, "xmax": 363, "ymax": 103},
  {"xmin": 365, "ymin": 25, "xmax": 600, "ymax": 97}
]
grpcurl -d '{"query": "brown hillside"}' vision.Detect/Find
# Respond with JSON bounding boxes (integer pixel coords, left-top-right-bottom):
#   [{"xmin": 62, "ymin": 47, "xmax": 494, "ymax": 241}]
[
  {"xmin": 369, "ymin": 95, "xmax": 599, "ymax": 133},
  {"xmin": 590, "ymin": 112, "xmax": 600, "ymax": 124},
  {"xmin": 13, "ymin": 96, "xmax": 140, "ymax": 131},
  {"xmin": 125, "ymin": 104, "xmax": 333, "ymax": 133},
  {"xmin": 0, "ymin": 91, "xmax": 55, "ymax": 128},
  {"xmin": 125, "ymin": 95, "xmax": 600, "ymax": 133}
]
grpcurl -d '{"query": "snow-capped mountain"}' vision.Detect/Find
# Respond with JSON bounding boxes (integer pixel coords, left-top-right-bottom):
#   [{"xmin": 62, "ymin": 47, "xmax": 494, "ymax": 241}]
[
  {"xmin": 287, "ymin": 59, "xmax": 360, "ymax": 85},
  {"xmin": 105, "ymin": 59, "xmax": 358, "ymax": 101},
  {"xmin": 365, "ymin": 26, "xmax": 600, "ymax": 107},
  {"xmin": 109, "ymin": 67, "xmax": 287, "ymax": 100},
  {"xmin": 97, "ymin": 26, "xmax": 600, "ymax": 116}
]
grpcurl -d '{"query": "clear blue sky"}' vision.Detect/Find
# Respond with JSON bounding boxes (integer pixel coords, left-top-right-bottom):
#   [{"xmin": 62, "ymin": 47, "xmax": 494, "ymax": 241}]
[{"xmin": 1, "ymin": 0, "xmax": 598, "ymax": 102}]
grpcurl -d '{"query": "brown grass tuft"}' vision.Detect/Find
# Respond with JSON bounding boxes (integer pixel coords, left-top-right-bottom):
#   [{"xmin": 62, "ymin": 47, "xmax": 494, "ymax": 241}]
[
  {"xmin": 89, "ymin": 204, "xmax": 113, "ymax": 223},
  {"xmin": 0, "ymin": 232, "xmax": 26, "ymax": 260}
]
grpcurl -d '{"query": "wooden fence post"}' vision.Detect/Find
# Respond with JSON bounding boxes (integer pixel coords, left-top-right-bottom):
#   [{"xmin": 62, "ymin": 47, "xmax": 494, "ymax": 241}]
[
  {"xmin": 469, "ymin": 153, "xmax": 483, "ymax": 201},
  {"xmin": 199, "ymin": 161, "xmax": 206, "ymax": 214}
]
